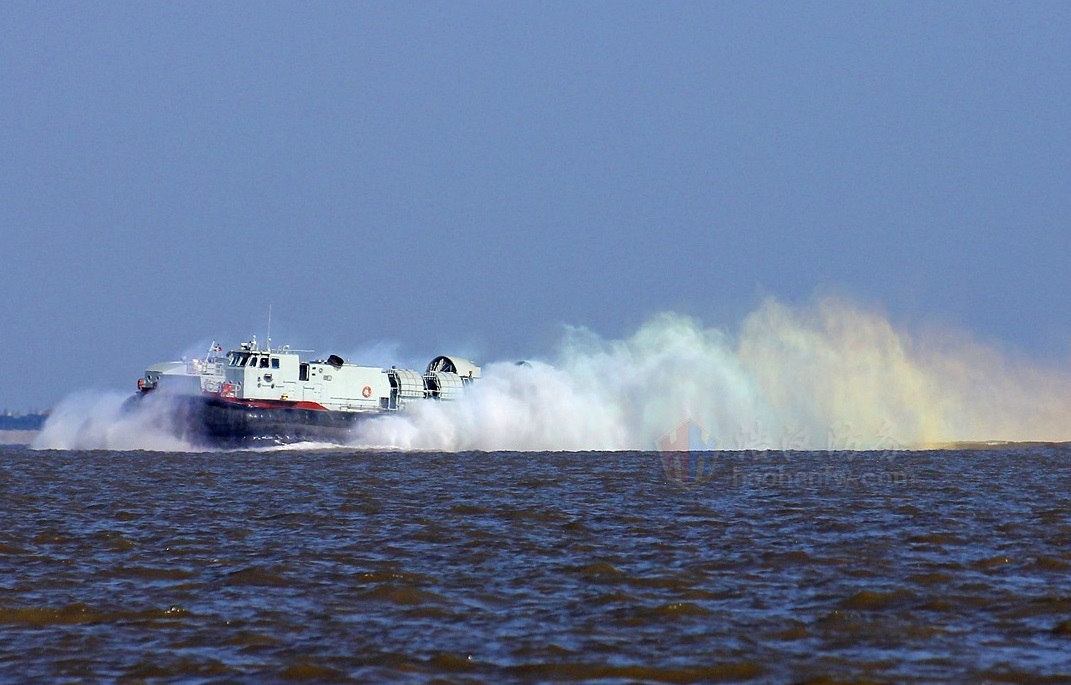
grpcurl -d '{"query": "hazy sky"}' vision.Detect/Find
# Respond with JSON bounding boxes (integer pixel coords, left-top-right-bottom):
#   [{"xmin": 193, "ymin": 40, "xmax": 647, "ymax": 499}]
[{"xmin": 2, "ymin": 2, "xmax": 1069, "ymax": 411}]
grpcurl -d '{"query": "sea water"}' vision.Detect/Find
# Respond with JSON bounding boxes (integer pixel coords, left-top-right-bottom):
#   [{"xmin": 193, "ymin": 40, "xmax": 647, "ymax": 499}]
[{"xmin": 1, "ymin": 445, "xmax": 1069, "ymax": 683}]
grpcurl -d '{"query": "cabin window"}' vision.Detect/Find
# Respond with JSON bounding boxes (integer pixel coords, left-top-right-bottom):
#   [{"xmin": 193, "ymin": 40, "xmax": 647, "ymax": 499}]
[
  {"xmin": 271, "ymin": 358, "xmax": 280, "ymax": 369},
  {"xmin": 247, "ymin": 356, "xmax": 258, "ymax": 367},
  {"xmin": 299, "ymin": 363, "xmax": 309, "ymax": 382},
  {"xmin": 260, "ymin": 357, "xmax": 269, "ymax": 368}
]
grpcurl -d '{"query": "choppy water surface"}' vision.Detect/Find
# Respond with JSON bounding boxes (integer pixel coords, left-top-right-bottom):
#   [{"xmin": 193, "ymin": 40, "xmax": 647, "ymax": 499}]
[{"xmin": 1, "ymin": 446, "xmax": 1070, "ymax": 683}]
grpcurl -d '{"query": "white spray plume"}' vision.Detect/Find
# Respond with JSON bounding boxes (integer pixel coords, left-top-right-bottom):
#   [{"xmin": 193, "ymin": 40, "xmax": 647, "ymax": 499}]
[
  {"xmin": 352, "ymin": 297, "xmax": 1071, "ymax": 451},
  {"xmin": 30, "ymin": 296, "xmax": 1071, "ymax": 452},
  {"xmin": 33, "ymin": 390, "xmax": 198, "ymax": 452}
]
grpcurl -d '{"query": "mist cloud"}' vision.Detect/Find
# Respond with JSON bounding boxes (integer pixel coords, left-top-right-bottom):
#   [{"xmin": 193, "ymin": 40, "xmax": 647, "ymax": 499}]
[{"xmin": 352, "ymin": 297, "xmax": 1071, "ymax": 451}]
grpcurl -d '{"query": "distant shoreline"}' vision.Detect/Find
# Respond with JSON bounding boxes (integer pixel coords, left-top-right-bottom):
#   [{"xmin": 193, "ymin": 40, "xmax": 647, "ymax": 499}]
[
  {"xmin": 928, "ymin": 440, "xmax": 1071, "ymax": 451},
  {"xmin": 0, "ymin": 413, "xmax": 48, "ymax": 433}
]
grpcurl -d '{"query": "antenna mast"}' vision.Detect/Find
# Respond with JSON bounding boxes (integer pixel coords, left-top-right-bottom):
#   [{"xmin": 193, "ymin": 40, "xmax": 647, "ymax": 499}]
[{"xmin": 266, "ymin": 304, "xmax": 272, "ymax": 352}]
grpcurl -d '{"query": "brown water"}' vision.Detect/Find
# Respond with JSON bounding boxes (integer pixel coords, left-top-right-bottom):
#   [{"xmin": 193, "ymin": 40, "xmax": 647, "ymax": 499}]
[{"xmin": 1, "ymin": 446, "xmax": 1070, "ymax": 683}]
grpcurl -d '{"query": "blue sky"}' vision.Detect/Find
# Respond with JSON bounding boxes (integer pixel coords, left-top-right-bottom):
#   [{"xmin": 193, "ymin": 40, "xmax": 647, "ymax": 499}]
[{"xmin": 2, "ymin": 2, "xmax": 1069, "ymax": 411}]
